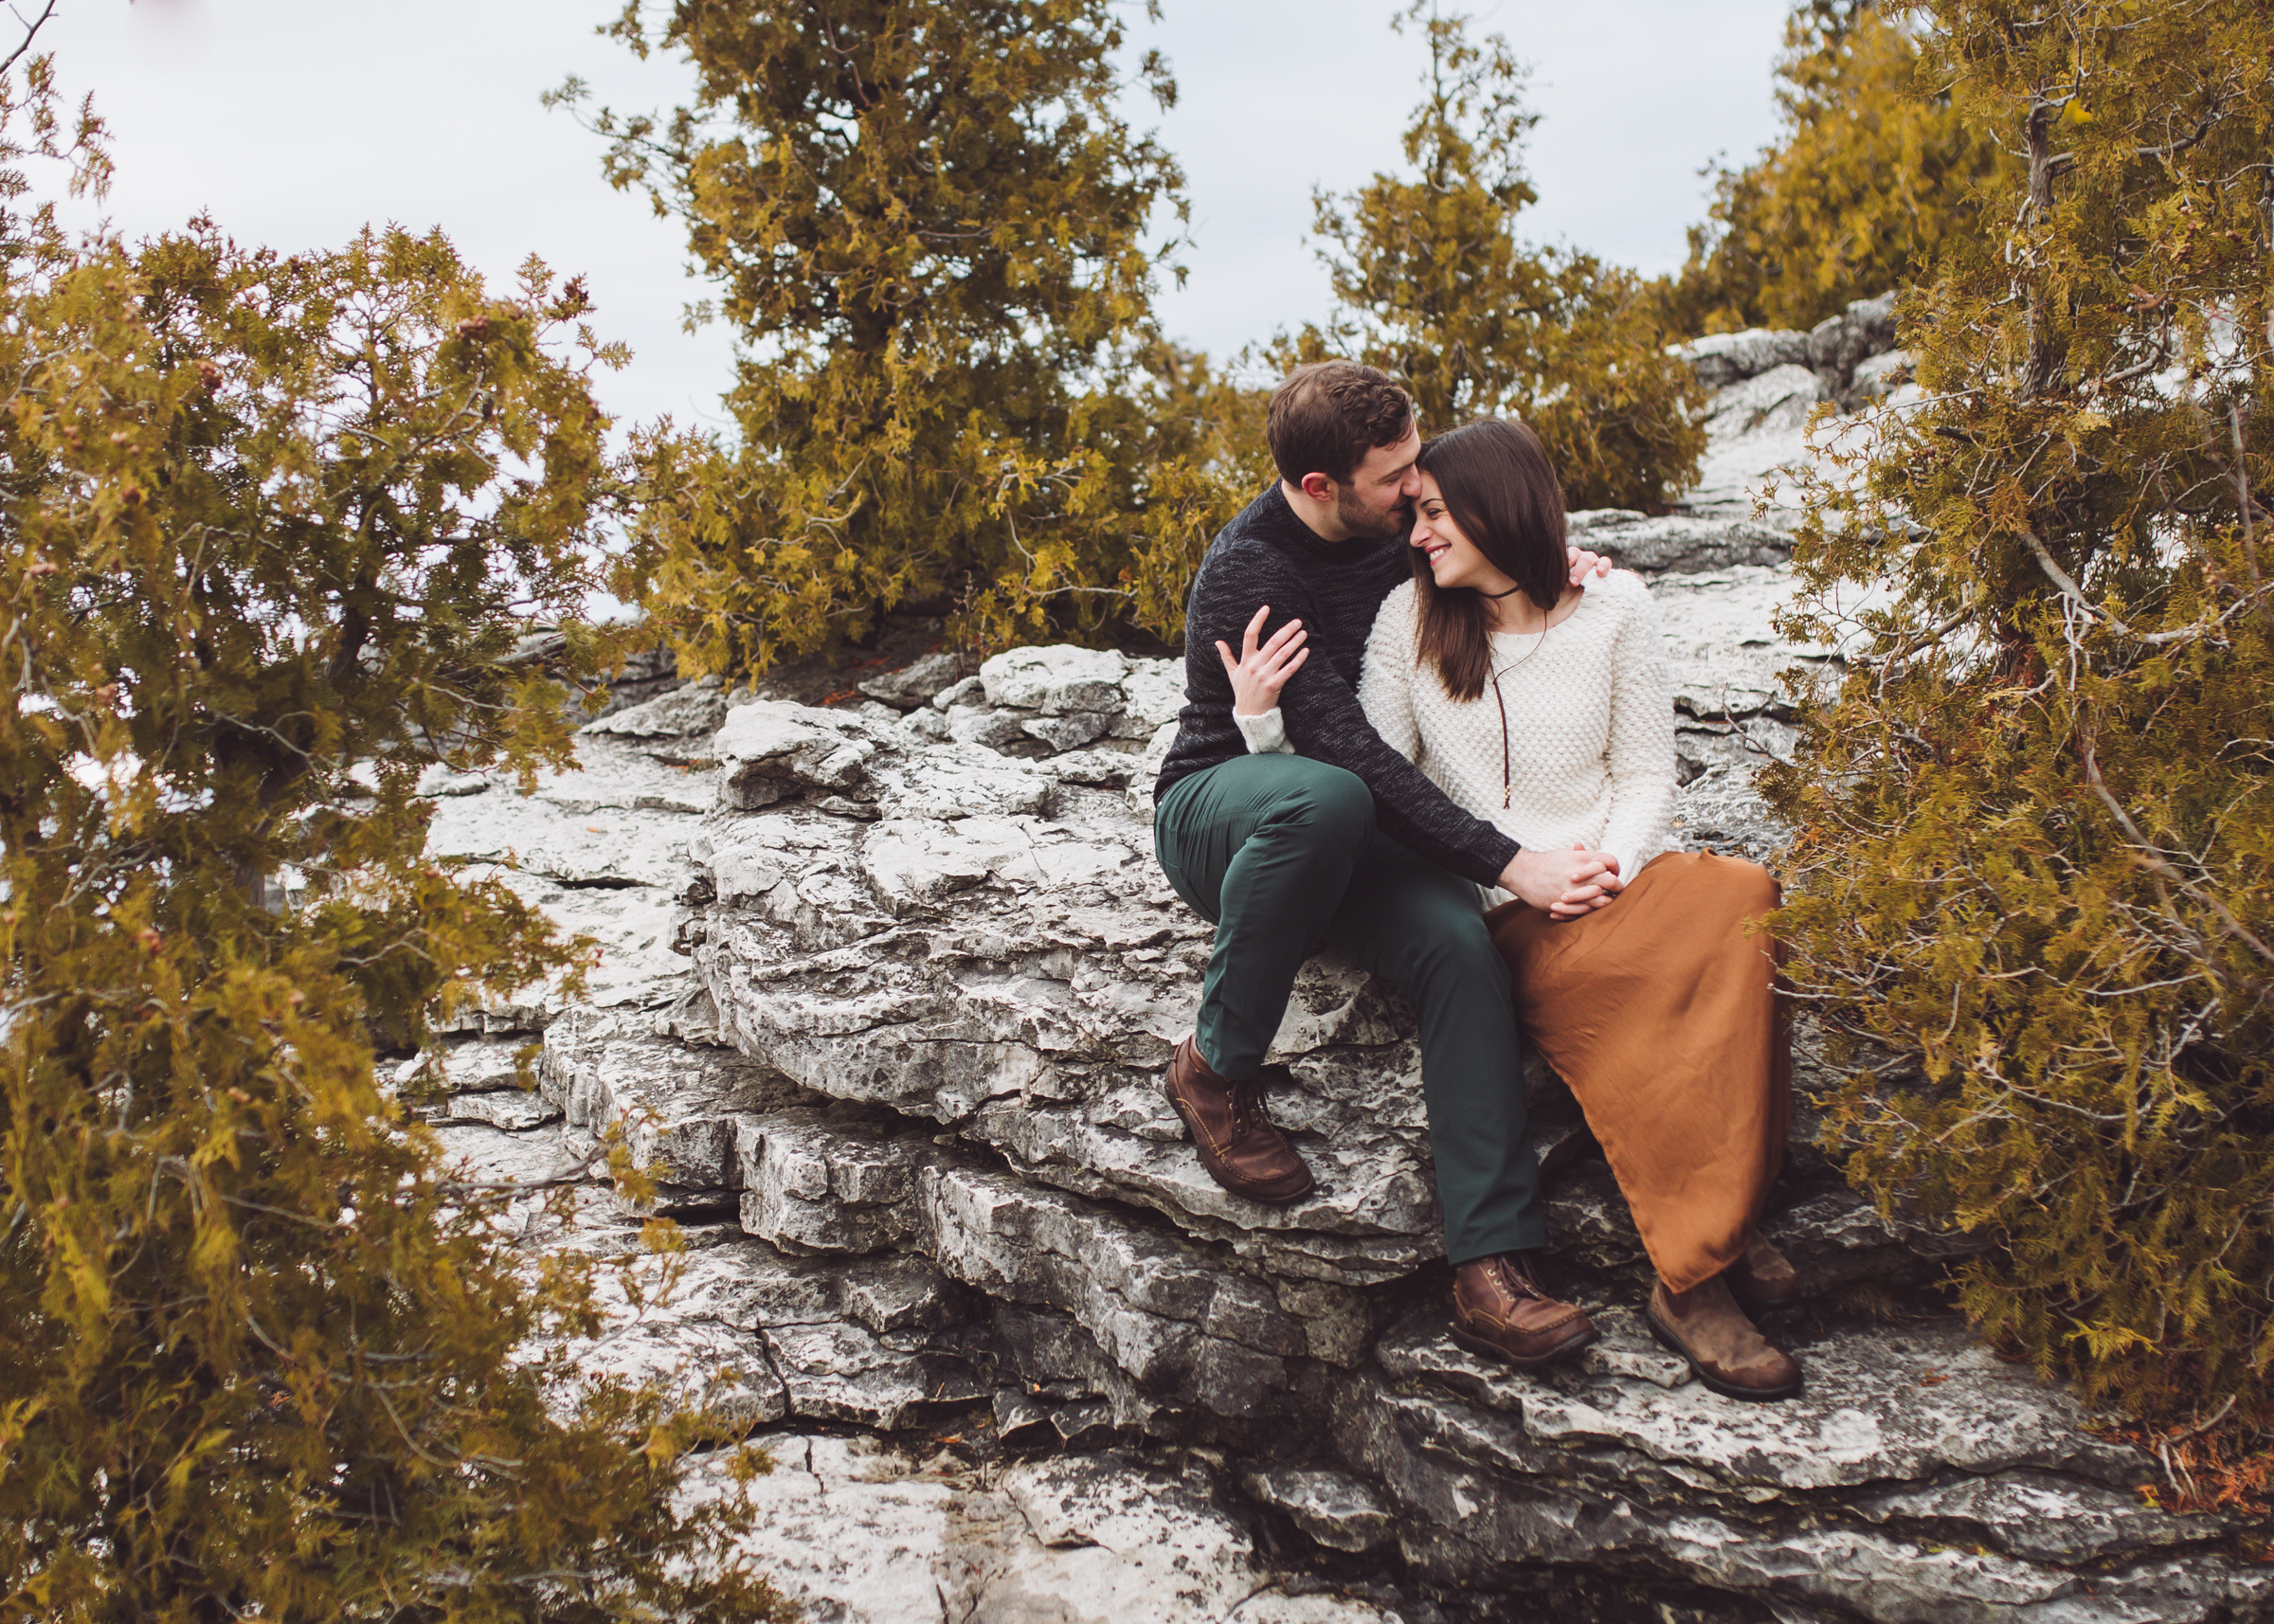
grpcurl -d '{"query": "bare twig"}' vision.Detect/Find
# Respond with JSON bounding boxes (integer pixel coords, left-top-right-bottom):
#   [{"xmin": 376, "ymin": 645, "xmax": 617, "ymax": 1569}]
[
  {"xmin": 0, "ymin": 0, "xmax": 57, "ymax": 82},
  {"xmin": 2019, "ymin": 524, "xmax": 2238, "ymax": 645},
  {"xmin": 2081, "ymin": 740, "xmax": 2274, "ymax": 968},
  {"xmin": 2164, "ymin": 1392, "xmax": 2241, "ymax": 1448},
  {"xmin": 2229, "ymin": 404, "xmax": 2262, "ymax": 590}
]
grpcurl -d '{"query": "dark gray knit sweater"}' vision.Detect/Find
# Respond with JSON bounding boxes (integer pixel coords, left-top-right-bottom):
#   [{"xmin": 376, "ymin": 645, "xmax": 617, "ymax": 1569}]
[{"xmin": 1153, "ymin": 484, "xmax": 1522, "ymax": 888}]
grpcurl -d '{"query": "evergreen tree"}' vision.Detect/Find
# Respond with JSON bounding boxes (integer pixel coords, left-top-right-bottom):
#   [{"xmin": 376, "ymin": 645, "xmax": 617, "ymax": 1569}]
[
  {"xmin": 569, "ymin": 0, "xmax": 1262, "ymax": 668},
  {"xmin": 1664, "ymin": 1, "xmax": 2011, "ymax": 336},
  {"xmin": 1767, "ymin": 0, "xmax": 2274, "ymax": 1430},
  {"xmin": 0, "ymin": 29, "xmax": 788, "ymax": 1617},
  {"xmin": 1303, "ymin": 3, "xmax": 1705, "ymax": 514}
]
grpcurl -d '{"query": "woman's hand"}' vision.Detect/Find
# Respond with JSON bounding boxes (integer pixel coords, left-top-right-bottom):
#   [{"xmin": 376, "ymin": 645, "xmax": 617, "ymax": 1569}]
[
  {"xmin": 1498, "ymin": 843, "xmax": 1625, "ymax": 920},
  {"xmin": 1217, "ymin": 605, "xmax": 1308, "ymax": 717}
]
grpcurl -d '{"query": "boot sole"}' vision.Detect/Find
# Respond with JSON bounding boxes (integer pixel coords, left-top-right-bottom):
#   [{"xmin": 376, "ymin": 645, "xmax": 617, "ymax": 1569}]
[
  {"xmin": 1450, "ymin": 1317, "xmax": 1599, "ymax": 1370},
  {"xmin": 1645, "ymin": 1307, "xmax": 1803, "ymax": 1402},
  {"xmin": 1164, "ymin": 1094, "xmax": 1315, "ymax": 1206}
]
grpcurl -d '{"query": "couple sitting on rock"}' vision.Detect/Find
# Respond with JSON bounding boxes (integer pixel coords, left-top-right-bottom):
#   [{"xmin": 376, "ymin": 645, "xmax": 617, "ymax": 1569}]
[{"xmin": 1152, "ymin": 362, "xmax": 1803, "ymax": 1402}]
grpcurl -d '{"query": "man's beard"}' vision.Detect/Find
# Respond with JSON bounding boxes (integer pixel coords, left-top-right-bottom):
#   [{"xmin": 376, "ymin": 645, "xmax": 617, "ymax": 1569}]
[{"xmin": 1336, "ymin": 487, "xmax": 1410, "ymax": 541}]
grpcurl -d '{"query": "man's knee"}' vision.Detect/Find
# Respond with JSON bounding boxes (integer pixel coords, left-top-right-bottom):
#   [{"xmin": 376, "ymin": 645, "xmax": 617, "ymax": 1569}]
[{"xmin": 1254, "ymin": 758, "xmax": 1374, "ymax": 852}]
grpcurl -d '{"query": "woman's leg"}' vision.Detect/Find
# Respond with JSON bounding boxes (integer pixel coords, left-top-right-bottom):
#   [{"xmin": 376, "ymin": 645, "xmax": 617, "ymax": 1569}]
[
  {"xmin": 1488, "ymin": 851, "xmax": 1788, "ymax": 1292},
  {"xmin": 1490, "ymin": 851, "xmax": 1800, "ymax": 1398}
]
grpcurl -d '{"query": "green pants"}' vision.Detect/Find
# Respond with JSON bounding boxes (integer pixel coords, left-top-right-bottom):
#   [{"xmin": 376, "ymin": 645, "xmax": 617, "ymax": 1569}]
[{"xmin": 1154, "ymin": 753, "xmax": 1544, "ymax": 1263}]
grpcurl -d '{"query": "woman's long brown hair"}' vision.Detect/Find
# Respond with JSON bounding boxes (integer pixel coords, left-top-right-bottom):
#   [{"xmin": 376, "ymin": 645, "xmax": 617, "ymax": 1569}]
[{"xmin": 1410, "ymin": 418, "xmax": 1570, "ymax": 702}]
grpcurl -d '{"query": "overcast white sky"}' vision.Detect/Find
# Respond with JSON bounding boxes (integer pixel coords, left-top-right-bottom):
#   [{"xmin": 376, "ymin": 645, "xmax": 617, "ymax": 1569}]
[{"xmin": 50, "ymin": 0, "xmax": 1791, "ymax": 435}]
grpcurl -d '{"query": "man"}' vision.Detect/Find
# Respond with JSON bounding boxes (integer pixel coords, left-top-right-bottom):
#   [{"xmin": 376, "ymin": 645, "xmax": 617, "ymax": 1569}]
[{"xmin": 1151, "ymin": 361, "xmax": 1623, "ymax": 1368}]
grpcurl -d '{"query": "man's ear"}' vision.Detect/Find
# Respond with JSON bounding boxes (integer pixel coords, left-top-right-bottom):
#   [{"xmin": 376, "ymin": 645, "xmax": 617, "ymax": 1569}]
[{"xmin": 1298, "ymin": 472, "xmax": 1337, "ymax": 503}]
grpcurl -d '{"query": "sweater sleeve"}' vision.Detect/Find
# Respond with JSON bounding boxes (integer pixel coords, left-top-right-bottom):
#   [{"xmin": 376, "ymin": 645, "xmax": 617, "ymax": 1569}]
[
  {"xmin": 1234, "ymin": 707, "xmax": 1292, "ymax": 754},
  {"xmin": 1356, "ymin": 584, "xmax": 1422, "ymax": 765},
  {"xmin": 1595, "ymin": 576, "xmax": 1678, "ymax": 883},
  {"xmin": 1272, "ymin": 586, "xmax": 1519, "ymax": 889}
]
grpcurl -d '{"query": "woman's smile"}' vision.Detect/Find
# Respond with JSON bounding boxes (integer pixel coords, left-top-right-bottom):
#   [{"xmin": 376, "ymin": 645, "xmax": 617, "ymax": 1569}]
[{"xmin": 1409, "ymin": 470, "xmax": 1512, "ymax": 596}]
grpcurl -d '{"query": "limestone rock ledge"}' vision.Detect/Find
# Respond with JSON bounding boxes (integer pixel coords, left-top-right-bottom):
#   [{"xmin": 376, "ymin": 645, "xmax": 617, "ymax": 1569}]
[
  {"xmin": 390, "ymin": 313, "xmax": 2274, "ymax": 1619},
  {"xmin": 406, "ymin": 610, "xmax": 2265, "ymax": 1620}
]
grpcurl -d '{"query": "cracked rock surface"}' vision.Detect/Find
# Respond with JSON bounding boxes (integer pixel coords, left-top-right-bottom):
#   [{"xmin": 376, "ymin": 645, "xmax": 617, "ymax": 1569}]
[
  {"xmin": 672, "ymin": 1439, "xmax": 1416, "ymax": 1624},
  {"xmin": 406, "ymin": 330, "xmax": 2269, "ymax": 1622}
]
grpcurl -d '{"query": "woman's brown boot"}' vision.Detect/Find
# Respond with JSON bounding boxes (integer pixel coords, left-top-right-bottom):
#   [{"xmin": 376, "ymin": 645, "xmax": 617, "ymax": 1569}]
[
  {"xmin": 1725, "ymin": 1229, "xmax": 1802, "ymax": 1310},
  {"xmin": 1646, "ymin": 1274, "xmax": 1802, "ymax": 1401}
]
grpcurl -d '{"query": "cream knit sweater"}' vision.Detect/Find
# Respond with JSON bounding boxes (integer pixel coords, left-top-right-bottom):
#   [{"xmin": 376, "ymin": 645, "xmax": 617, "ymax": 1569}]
[{"xmin": 1237, "ymin": 571, "xmax": 1677, "ymax": 903}]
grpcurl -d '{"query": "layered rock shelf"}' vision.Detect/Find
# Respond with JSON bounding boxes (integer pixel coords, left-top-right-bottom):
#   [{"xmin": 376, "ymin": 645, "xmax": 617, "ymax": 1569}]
[{"xmin": 405, "ymin": 315, "xmax": 2272, "ymax": 1622}]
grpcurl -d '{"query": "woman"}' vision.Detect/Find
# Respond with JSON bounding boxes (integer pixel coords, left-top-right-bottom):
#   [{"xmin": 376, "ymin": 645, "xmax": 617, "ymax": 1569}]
[{"xmin": 1229, "ymin": 417, "xmax": 1802, "ymax": 1401}]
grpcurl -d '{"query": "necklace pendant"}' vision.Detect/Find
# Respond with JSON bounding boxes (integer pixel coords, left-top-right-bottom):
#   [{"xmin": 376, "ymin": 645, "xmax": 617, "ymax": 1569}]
[{"xmin": 1502, "ymin": 787, "xmax": 1511, "ymax": 809}]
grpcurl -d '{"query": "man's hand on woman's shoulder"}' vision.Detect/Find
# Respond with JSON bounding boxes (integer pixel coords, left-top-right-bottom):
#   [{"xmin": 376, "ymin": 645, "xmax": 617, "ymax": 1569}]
[{"xmin": 1565, "ymin": 543, "xmax": 1615, "ymax": 586}]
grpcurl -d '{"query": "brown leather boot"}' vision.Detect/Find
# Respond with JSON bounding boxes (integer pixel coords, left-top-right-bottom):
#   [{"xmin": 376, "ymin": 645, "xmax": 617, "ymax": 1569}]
[
  {"xmin": 1647, "ymin": 1274, "xmax": 1803, "ymax": 1401},
  {"xmin": 1725, "ymin": 1229, "xmax": 1802, "ymax": 1311},
  {"xmin": 1164, "ymin": 1037, "xmax": 1313, "ymax": 1204},
  {"xmin": 1450, "ymin": 1253, "xmax": 1598, "ymax": 1368}
]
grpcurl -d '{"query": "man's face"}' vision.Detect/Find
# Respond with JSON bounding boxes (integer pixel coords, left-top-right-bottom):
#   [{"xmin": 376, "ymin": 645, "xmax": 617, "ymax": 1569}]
[{"xmin": 1332, "ymin": 424, "xmax": 1424, "ymax": 540}]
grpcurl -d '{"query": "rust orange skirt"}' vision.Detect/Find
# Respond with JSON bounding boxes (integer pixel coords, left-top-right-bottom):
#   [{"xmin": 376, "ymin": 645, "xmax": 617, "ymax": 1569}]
[{"xmin": 1486, "ymin": 851, "xmax": 1790, "ymax": 1292}]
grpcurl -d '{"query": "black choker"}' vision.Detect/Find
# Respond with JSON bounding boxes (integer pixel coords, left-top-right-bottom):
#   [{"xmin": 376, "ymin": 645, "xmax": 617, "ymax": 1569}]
[{"xmin": 1480, "ymin": 584, "xmax": 1526, "ymax": 600}]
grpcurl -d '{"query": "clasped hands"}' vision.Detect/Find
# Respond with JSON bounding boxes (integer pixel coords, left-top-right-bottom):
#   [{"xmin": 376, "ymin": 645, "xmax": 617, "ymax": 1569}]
[{"xmin": 1499, "ymin": 844, "xmax": 1623, "ymax": 921}]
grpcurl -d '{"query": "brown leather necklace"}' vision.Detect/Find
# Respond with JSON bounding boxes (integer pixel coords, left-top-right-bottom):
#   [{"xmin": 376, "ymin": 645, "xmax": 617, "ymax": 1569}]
[{"xmin": 1486, "ymin": 615, "xmax": 1551, "ymax": 810}]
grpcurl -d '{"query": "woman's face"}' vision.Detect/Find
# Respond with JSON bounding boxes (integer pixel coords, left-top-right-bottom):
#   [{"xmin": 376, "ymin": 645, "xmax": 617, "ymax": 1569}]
[{"xmin": 1410, "ymin": 470, "xmax": 1518, "ymax": 597}]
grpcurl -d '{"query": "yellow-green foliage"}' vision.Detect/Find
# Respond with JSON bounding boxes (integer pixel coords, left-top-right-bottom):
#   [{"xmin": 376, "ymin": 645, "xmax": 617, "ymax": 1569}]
[
  {"xmin": 570, "ymin": 0, "xmax": 1265, "ymax": 671},
  {"xmin": 0, "ymin": 53, "xmax": 789, "ymax": 1618},
  {"xmin": 1665, "ymin": 1, "xmax": 2012, "ymax": 336},
  {"xmin": 1766, "ymin": 0, "xmax": 2274, "ymax": 1422},
  {"xmin": 1300, "ymin": 3, "xmax": 1706, "ymax": 513}
]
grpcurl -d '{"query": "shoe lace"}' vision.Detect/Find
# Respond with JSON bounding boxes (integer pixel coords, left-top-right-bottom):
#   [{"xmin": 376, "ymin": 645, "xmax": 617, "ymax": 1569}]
[
  {"xmin": 1492, "ymin": 1254, "xmax": 1544, "ymax": 1301},
  {"xmin": 1227, "ymin": 1078, "xmax": 1260, "ymax": 1138}
]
